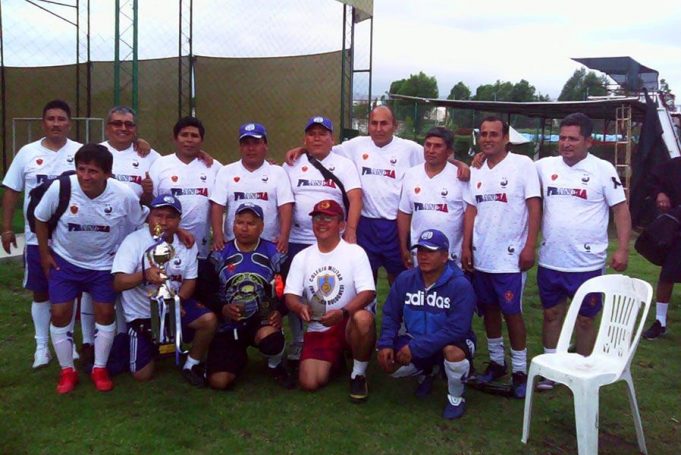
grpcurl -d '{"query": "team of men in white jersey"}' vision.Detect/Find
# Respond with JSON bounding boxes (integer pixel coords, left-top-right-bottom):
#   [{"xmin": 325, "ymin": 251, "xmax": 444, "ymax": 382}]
[{"xmin": 3, "ymin": 100, "xmax": 635, "ymax": 416}]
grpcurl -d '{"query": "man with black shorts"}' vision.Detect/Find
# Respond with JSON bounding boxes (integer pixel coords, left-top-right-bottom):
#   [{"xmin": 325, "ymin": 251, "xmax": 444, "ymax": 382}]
[
  {"xmin": 199, "ymin": 203, "xmax": 292, "ymax": 389},
  {"xmin": 378, "ymin": 229, "xmax": 476, "ymax": 420},
  {"xmin": 284, "ymin": 199, "xmax": 376, "ymax": 402},
  {"xmin": 112, "ymin": 194, "xmax": 217, "ymax": 386}
]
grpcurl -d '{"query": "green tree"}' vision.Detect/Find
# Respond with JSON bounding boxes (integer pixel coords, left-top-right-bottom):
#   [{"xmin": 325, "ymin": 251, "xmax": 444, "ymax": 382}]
[
  {"xmin": 558, "ymin": 68, "xmax": 608, "ymax": 101},
  {"xmin": 448, "ymin": 81, "xmax": 471, "ymax": 100},
  {"xmin": 390, "ymin": 71, "xmax": 438, "ymax": 135},
  {"xmin": 446, "ymin": 81, "xmax": 473, "ymax": 130}
]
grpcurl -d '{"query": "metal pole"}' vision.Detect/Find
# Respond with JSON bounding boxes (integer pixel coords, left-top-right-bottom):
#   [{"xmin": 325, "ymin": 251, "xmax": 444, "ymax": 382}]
[
  {"xmin": 132, "ymin": 0, "xmax": 138, "ymax": 112},
  {"xmin": 189, "ymin": 0, "xmax": 193, "ymax": 114},
  {"xmin": 340, "ymin": 5, "xmax": 347, "ymax": 136},
  {"xmin": 178, "ymin": 0, "xmax": 182, "ymax": 118},
  {"xmin": 86, "ymin": 0, "xmax": 91, "ymax": 117},
  {"xmin": 114, "ymin": 0, "xmax": 120, "ymax": 105},
  {"xmin": 367, "ymin": 16, "xmax": 373, "ymax": 119},
  {"xmin": 0, "ymin": 0, "xmax": 6, "ymax": 173}
]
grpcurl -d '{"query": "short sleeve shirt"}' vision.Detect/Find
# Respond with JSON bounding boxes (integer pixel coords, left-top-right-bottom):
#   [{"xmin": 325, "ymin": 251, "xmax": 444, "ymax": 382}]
[{"xmin": 102, "ymin": 141, "xmax": 161, "ymax": 199}]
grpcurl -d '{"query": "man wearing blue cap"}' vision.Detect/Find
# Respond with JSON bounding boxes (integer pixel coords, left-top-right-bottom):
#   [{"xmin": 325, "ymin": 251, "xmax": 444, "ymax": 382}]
[
  {"xmin": 377, "ymin": 229, "xmax": 476, "ymax": 419},
  {"xmin": 112, "ymin": 194, "xmax": 217, "ymax": 386},
  {"xmin": 211, "ymin": 122, "xmax": 294, "ymax": 255}
]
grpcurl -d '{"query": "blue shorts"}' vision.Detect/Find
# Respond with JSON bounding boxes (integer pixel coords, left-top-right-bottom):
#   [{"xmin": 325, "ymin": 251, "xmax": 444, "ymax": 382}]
[
  {"xmin": 23, "ymin": 245, "xmax": 49, "ymax": 293},
  {"xmin": 472, "ymin": 271, "xmax": 525, "ymax": 316},
  {"xmin": 49, "ymin": 253, "xmax": 116, "ymax": 304},
  {"xmin": 394, "ymin": 334, "xmax": 475, "ymax": 372},
  {"xmin": 357, "ymin": 216, "xmax": 405, "ymax": 278},
  {"xmin": 537, "ymin": 266, "xmax": 603, "ymax": 318}
]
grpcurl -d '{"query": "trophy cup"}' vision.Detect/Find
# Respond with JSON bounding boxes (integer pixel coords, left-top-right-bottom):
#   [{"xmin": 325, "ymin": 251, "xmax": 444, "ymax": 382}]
[
  {"xmin": 146, "ymin": 224, "xmax": 185, "ymax": 365},
  {"xmin": 306, "ymin": 287, "xmax": 327, "ymax": 322}
]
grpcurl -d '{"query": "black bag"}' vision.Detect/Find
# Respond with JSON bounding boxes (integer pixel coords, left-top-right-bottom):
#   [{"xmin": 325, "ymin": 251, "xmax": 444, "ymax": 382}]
[
  {"xmin": 26, "ymin": 170, "xmax": 75, "ymax": 238},
  {"xmin": 634, "ymin": 206, "xmax": 681, "ymax": 265}
]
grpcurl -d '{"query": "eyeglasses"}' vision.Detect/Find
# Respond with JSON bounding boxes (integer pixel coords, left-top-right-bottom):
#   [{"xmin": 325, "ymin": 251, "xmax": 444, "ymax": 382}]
[
  {"xmin": 312, "ymin": 214, "xmax": 336, "ymax": 223},
  {"xmin": 108, "ymin": 120, "xmax": 136, "ymax": 128}
]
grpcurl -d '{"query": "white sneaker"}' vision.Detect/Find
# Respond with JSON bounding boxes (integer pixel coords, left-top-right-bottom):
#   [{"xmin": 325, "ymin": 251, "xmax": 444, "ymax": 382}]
[
  {"xmin": 536, "ymin": 376, "xmax": 556, "ymax": 391},
  {"xmin": 72, "ymin": 343, "xmax": 80, "ymax": 360},
  {"xmin": 287, "ymin": 341, "xmax": 303, "ymax": 361},
  {"xmin": 33, "ymin": 346, "xmax": 52, "ymax": 369}
]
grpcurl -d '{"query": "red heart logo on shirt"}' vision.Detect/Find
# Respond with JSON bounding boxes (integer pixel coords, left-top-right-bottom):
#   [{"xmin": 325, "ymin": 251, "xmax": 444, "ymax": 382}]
[
  {"xmin": 476, "ymin": 181, "xmax": 481, "ymax": 189},
  {"xmin": 36, "ymin": 158, "xmax": 44, "ymax": 165},
  {"xmin": 171, "ymin": 175, "xmax": 178, "ymax": 182},
  {"xmin": 234, "ymin": 176, "xmax": 240, "ymax": 182},
  {"xmin": 302, "ymin": 166, "xmax": 308, "ymax": 172},
  {"xmin": 414, "ymin": 187, "xmax": 421, "ymax": 194},
  {"xmin": 70, "ymin": 205, "xmax": 78, "ymax": 214},
  {"xmin": 362, "ymin": 153, "xmax": 369, "ymax": 160},
  {"xmin": 551, "ymin": 174, "xmax": 558, "ymax": 181}
]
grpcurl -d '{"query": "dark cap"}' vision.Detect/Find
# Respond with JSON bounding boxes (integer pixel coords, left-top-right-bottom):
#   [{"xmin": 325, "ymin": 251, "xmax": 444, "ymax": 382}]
[
  {"xmin": 309, "ymin": 199, "xmax": 344, "ymax": 218},
  {"xmin": 412, "ymin": 229, "xmax": 449, "ymax": 251},
  {"xmin": 304, "ymin": 116, "xmax": 333, "ymax": 133},
  {"xmin": 239, "ymin": 122, "xmax": 267, "ymax": 141},
  {"xmin": 150, "ymin": 194, "xmax": 182, "ymax": 215},
  {"xmin": 235, "ymin": 202, "xmax": 264, "ymax": 220}
]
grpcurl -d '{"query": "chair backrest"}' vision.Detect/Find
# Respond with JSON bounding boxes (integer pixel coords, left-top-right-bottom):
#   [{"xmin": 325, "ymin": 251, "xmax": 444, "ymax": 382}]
[{"xmin": 556, "ymin": 275, "xmax": 653, "ymax": 372}]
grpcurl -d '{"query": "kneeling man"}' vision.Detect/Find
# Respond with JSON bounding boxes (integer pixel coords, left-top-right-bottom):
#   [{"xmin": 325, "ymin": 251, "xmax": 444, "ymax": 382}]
[
  {"xmin": 377, "ymin": 229, "xmax": 476, "ymax": 419},
  {"xmin": 285, "ymin": 200, "xmax": 376, "ymax": 402}
]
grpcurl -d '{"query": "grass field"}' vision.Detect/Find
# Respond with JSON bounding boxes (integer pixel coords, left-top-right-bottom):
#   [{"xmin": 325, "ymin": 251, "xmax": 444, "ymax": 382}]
[{"xmin": 1, "ymin": 243, "xmax": 680, "ymax": 454}]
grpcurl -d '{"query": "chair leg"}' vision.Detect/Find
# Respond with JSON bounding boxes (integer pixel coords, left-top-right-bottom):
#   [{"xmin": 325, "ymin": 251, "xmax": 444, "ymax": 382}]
[
  {"xmin": 622, "ymin": 373, "xmax": 647, "ymax": 454},
  {"xmin": 521, "ymin": 365, "xmax": 538, "ymax": 444},
  {"xmin": 573, "ymin": 384, "xmax": 599, "ymax": 455}
]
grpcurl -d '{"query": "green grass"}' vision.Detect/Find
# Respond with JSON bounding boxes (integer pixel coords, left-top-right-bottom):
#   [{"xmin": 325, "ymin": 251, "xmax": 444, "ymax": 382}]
[{"xmin": 1, "ymin": 245, "xmax": 680, "ymax": 454}]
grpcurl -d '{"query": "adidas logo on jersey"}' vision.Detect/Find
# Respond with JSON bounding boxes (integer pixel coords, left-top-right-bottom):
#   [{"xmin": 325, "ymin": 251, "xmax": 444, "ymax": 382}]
[{"xmin": 404, "ymin": 291, "xmax": 450, "ymax": 309}]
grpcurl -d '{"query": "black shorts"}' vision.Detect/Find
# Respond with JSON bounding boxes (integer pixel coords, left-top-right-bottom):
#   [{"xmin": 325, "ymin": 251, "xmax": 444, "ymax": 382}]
[
  {"xmin": 206, "ymin": 317, "xmax": 261, "ymax": 376},
  {"xmin": 660, "ymin": 239, "xmax": 681, "ymax": 283}
]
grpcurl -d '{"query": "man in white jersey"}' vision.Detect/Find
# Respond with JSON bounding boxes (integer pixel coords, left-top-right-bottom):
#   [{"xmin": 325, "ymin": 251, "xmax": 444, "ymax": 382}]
[
  {"xmin": 398, "ymin": 126, "xmax": 469, "ymax": 268},
  {"xmin": 534, "ymin": 113, "xmax": 629, "ymax": 390},
  {"xmin": 1, "ymin": 99, "xmax": 81, "ymax": 368},
  {"xmin": 284, "ymin": 200, "xmax": 376, "ymax": 402},
  {"xmin": 462, "ymin": 116, "xmax": 541, "ymax": 399},
  {"xmin": 210, "ymin": 122, "xmax": 293, "ymax": 253},
  {"xmin": 112, "ymin": 194, "xmax": 217, "ymax": 386},
  {"xmin": 149, "ymin": 116, "xmax": 221, "ymax": 259},
  {"xmin": 34, "ymin": 144, "xmax": 148, "ymax": 394},
  {"xmin": 282, "ymin": 116, "xmax": 362, "ymax": 360}
]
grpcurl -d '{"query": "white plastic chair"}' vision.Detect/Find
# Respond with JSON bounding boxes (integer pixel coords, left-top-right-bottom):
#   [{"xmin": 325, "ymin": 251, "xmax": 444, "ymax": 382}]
[{"xmin": 521, "ymin": 274, "xmax": 653, "ymax": 454}]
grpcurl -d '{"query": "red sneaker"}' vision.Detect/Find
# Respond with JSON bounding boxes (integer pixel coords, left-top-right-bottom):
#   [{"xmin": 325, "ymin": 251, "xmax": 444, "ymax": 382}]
[
  {"xmin": 56, "ymin": 367, "xmax": 79, "ymax": 394},
  {"xmin": 90, "ymin": 367, "xmax": 114, "ymax": 392}
]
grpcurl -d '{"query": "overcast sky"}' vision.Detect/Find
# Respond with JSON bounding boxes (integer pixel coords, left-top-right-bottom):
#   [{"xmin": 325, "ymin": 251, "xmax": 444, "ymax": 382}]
[{"xmin": 4, "ymin": 0, "xmax": 681, "ymax": 101}]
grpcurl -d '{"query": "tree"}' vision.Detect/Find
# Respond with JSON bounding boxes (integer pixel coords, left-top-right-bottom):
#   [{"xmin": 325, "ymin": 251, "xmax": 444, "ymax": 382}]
[
  {"xmin": 558, "ymin": 68, "xmax": 608, "ymax": 101},
  {"xmin": 448, "ymin": 81, "xmax": 471, "ymax": 100},
  {"xmin": 446, "ymin": 81, "xmax": 473, "ymax": 130},
  {"xmin": 472, "ymin": 80, "xmax": 514, "ymax": 101},
  {"xmin": 389, "ymin": 71, "xmax": 439, "ymax": 135}
]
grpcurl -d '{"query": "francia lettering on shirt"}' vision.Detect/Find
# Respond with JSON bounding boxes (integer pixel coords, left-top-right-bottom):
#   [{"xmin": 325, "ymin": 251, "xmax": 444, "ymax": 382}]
[
  {"xmin": 404, "ymin": 290, "xmax": 451, "ymax": 309},
  {"xmin": 36, "ymin": 174, "xmax": 60, "ymax": 184},
  {"xmin": 234, "ymin": 192, "xmax": 269, "ymax": 201},
  {"xmin": 475, "ymin": 193, "xmax": 508, "ymax": 203},
  {"xmin": 67, "ymin": 223, "xmax": 111, "ymax": 232},
  {"xmin": 414, "ymin": 202, "xmax": 449, "ymax": 213},
  {"xmin": 546, "ymin": 187, "xmax": 588, "ymax": 199},
  {"xmin": 296, "ymin": 179, "xmax": 336, "ymax": 188},
  {"xmin": 171, "ymin": 187, "xmax": 209, "ymax": 197},
  {"xmin": 361, "ymin": 167, "xmax": 396, "ymax": 179},
  {"xmin": 114, "ymin": 174, "xmax": 143, "ymax": 185}
]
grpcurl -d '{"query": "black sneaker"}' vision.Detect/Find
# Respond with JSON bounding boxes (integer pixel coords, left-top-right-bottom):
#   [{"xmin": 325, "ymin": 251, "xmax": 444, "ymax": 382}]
[
  {"xmin": 512, "ymin": 372, "xmax": 527, "ymax": 399},
  {"xmin": 349, "ymin": 375, "xmax": 368, "ymax": 403},
  {"xmin": 182, "ymin": 364, "xmax": 206, "ymax": 387},
  {"xmin": 643, "ymin": 320, "xmax": 667, "ymax": 340},
  {"xmin": 268, "ymin": 363, "xmax": 296, "ymax": 390},
  {"xmin": 414, "ymin": 373, "xmax": 435, "ymax": 398},
  {"xmin": 476, "ymin": 361, "xmax": 507, "ymax": 383}
]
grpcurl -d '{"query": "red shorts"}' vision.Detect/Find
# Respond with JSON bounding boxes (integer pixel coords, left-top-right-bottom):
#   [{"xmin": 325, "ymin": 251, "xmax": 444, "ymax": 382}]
[{"xmin": 301, "ymin": 316, "xmax": 350, "ymax": 367}]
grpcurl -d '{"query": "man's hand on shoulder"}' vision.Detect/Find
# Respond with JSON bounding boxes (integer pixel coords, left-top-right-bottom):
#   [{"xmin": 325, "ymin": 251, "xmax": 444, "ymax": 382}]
[{"xmin": 284, "ymin": 147, "xmax": 304, "ymax": 166}]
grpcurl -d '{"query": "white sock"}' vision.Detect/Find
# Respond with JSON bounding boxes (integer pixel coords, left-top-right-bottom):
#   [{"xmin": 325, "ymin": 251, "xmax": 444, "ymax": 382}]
[
  {"xmin": 80, "ymin": 293, "xmax": 96, "ymax": 344},
  {"xmin": 183, "ymin": 355, "xmax": 200, "ymax": 370},
  {"xmin": 511, "ymin": 348, "xmax": 527, "ymax": 374},
  {"xmin": 351, "ymin": 360, "xmax": 368, "ymax": 379},
  {"xmin": 288, "ymin": 313, "xmax": 304, "ymax": 344},
  {"xmin": 50, "ymin": 323, "xmax": 74, "ymax": 369},
  {"xmin": 115, "ymin": 299, "xmax": 127, "ymax": 335},
  {"xmin": 487, "ymin": 336, "xmax": 504, "ymax": 365},
  {"xmin": 656, "ymin": 302, "xmax": 669, "ymax": 327},
  {"xmin": 267, "ymin": 346, "xmax": 285, "ymax": 368},
  {"xmin": 391, "ymin": 363, "xmax": 421, "ymax": 378},
  {"xmin": 444, "ymin": 358, "xmax": 470, "ymax": 398},
  {"xmin": 93, "ymin": 322, "xmax": 116, "ymax": 368},
  {"xmin": 32, "ymin": 301, "xmax": 51, "ymax": 348},
  {"xmin": 543, "ymin": 347, "xmax": 556, "ymax": 354}
]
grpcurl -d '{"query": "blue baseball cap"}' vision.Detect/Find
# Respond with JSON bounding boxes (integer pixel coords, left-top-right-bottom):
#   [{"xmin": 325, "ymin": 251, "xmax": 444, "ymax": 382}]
[
  {"xmin": 150, "ymin": 194, "xmax": 182, "ymax": 215},
  {"xmin": 304, "ymin": 116, "xmax": 333, "ymax": 133},
  {"xmin": 412, "ymin": 229, "xmax": 449, "ymax": 251},
  {"xmin": 235, "ymin": 202, "xmax": 264, "ymax": 220},
  {"xmin": 239, "ymin": 122, "xmax": 267, "ymax": 141}
]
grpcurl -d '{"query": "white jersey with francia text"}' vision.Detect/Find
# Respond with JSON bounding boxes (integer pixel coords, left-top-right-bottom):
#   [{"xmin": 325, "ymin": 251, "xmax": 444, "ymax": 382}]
[
  {"xmin": 536, "ymin": 154, "xmax": 626, "ymax": 272},
  {"xmin": 333, "ymin": 135, "xmax": 423, "ymax": 220},
  {"xmin": 102, "ymin": 141, "xmax": 161, "ymax": 198},
  {"xmin": 284, "ymin": 239, "xmax": 375, "ymax": 333},
  {"xmin": 464, "ymin": 152, "xmax": 540, "ymax": 273},
  {"xmin": 34, "ymin": 176, "xmax": 148, "ymax": 270}
]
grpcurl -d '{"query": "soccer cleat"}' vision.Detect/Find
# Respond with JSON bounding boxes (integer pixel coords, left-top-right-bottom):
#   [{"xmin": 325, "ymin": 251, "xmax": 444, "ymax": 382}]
[
  {"xmin": 643, "ymin": 320, "xmax": 667, "ymax": 340},
  {"xmin": 268, "ymin": 363, "xmax": 296, "ymax": 389},
  {"xmin": 414, "ymin": 374, "xmax": 435, "ymax": 398},
  {"xmin": 442, "ymin": 395, "xmax": 466, "ymax": 420},
  {"xmin": 182, "ymin": 365, "xmax": 206, "ymax": 387},
  {"xmin": 349, "ymin": 375, "xmax": 368, "ymax": 403},
  {"xmin": 512, "ymin": 371, "xmax": 527, "ymax": 399},
  {"xmin": 476, "ymin": 361, "xmax": 507, "ymax": 383},
  {"xmin": 287, "ymin": 341, "xmax": 303, "ymax": 362},
  {"xmin": 535, "ymin": 375, "xmax": 556, "ymax": 391},
  {"xmin": 33, "ymin": 346, "xmax": 52, "ymax": 369},
  {"xmin": 90, "ymin": 367, "xmax": 114, "ymax": 392},
  {"xmin": 56, "ymin": 367, "xmax": 79, "ymax": 394}
]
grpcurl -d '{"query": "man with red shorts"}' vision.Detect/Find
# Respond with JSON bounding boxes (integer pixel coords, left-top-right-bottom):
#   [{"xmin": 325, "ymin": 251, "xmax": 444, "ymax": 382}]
[{"xmin": 284, "ymin": 199, "xmax": 376, "ymax": 402}]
